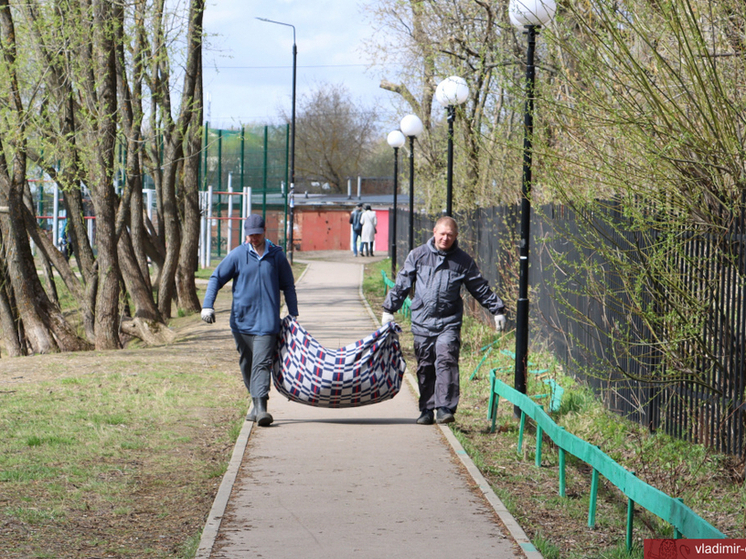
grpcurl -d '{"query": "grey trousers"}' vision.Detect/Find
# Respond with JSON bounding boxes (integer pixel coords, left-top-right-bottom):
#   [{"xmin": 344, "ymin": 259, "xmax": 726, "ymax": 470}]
[
  {"xmin": 232, "ymin": 331, "xmax": 277, "ymax": 399},
  {"xmin": 413, "ymin": 328, "xmax": 461, "ymax": 413}
]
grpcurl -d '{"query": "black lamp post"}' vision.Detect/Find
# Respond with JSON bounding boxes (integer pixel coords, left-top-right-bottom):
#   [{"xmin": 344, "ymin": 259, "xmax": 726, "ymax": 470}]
[
  {"xmin": 509, "ymin": 0, "xmax": 557, "ymax": 414},
  {"xmin": 400, "ymin": 114, "xmax": 423, "ymax": 253},
  {"xmin": 435, "ymin": 76, "xmax": 469, "ymax": 217},
  {"xmin": 387, "ymin": 130, "xmax": 406, "ymax": 277},
  {"xmin": 257, "ymin": 17, "xmax": 296, "ymax": 263}
]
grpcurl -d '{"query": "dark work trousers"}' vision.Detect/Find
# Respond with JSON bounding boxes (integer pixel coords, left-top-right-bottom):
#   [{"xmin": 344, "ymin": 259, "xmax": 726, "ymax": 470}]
[
  {"xmin": 232, "ymin": 331, "xmax": 277, "ymax": 399},
  {"xmin": 413, "ymin": 328, "xmax": 462, "ymax": 413}
]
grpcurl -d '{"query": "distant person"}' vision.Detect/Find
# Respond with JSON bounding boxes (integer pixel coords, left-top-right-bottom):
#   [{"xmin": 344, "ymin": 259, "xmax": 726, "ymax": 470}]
[
  {"xmin": 381, "ymin": 216, "xmax": 506, "ymax": 425},
  {"xmin": 359, "ymin": 204, "xmax": 377, "ymax": 257},
  {"xmin": 349, "ymin": 202, "xmax": 363, "ymax": 256},
  {"xmin": 59, "ymin": 221, "xmax": 72, "ymax": 261},
  {"xmin": 201, "ymin": 214, "xmax": 299, "ymax": 427}
]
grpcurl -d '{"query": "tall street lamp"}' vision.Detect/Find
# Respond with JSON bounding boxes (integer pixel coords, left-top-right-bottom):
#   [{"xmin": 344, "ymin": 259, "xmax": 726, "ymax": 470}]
[
  {"xmin": 509, "ymin": 0, "xmax": 556, "ymax": 411},
  {"xmin": 387, "ymin": 130, "xmax": 406, "ymax": 277},
  {"xmin": 400, "ymin": 114, "xmax": 423, "ymax": 253},
  {"xmin": 435, "ymin": 76, "xmax": 469, "ymax": 217},
  {"xmin": 257, "ymin": 17, "xmax": 297, "ymax": 263}
]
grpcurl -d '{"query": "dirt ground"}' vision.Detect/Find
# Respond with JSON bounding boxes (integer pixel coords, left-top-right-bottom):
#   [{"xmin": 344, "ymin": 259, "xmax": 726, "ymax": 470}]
[{"xmin": 0, "ymin": 294, "xmax": 246, "ymax": 559}]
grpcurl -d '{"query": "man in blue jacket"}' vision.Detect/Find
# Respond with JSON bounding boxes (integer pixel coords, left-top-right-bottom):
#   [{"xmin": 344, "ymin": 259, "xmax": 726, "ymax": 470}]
[
  {"xmin": 381, "ymin": 216, "xmax": 506, "ymax": 425},
  {"xmin": 201, "ymin": 214, "xmax": 299, "ymax": 427}
]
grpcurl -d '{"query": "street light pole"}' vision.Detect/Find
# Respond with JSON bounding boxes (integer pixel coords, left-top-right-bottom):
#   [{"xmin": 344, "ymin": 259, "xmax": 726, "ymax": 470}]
[
  {"xmin": 400, "ymin": 115, "xmax": 423, "ymax": 253},
  {"xmin": 509, "ymin": 0, "xmax": 556, "ymax": 415},
  {"xmin": 446, "ymin": 105, "xmax": 455, "ymax": 217},
  {"xmin": 387, "ymin": 130, "xmax": 406, "ymax": 277},
  {"xmin": 257, "ymin": 17, "xmax": 296, "ymax": 263},
  {"xmin": 435, "ymin": 76, "xmax": 469, "ymax": 217},
  {"xmin": 514, "ymin": 23, "xmax": 537, "ymax": 408}
]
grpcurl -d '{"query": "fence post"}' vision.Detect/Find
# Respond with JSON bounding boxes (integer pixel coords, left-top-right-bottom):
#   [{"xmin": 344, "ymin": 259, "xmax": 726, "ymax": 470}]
[
  {"xmin": 535, "ymin": 425, "xmax": 543, "ymax": 467},
  {"xmin": 87, "ymin": 215, "xmax": 94, "ymax": 247},
  {"xmin": 626, "ymin": 472, "xmax": 636, "ymax": 551},
  {"xmin": 588, "ymin": 467, "xmax": 599, "ymax": 528},
  {"xmin": 206, "ymin": 185, "xmax": 213, "ymax": 267},
  {"xmin": 202, "ymin": 122, "xmax": 209, "ymax": 190},
  {"xmin": 518, "ymin": 411, "xmax": 526, "ymax": 454},
  {"xmin": 262, "ymin": 125, "xmax": 268, "ymax": 220},
  {"xmin": 52, "ymin": 182, "xmax": 60, "ymax": 249},
  {"xmin": 243, "ymin": 187, "xmax": 252, "ymax": 220},
  {"xmin": 674, "ymin": 498, "xmax": 684, "ymax": 539},
  {"xmin": 559, "ymin": 428, "xmax": 566, "ymax": 497},
  {"xmin": 283, "ymin": 123, "xmax": 289, "ymax": 251},
  {"xmin": 216, "ymin": 131, "xmax": 222, "ymax": 257},
  {"xmin": 488, "ymin": 370, "xmax": 498, "ymax": 433},
  {"xmin": 227, "ymin": 172, "xmax": 233, "ymax": 253},
  {"xmin": 146, "ymin": 189, "xmax": 154, "ymax": 222},
  {"xmin": 199, "ymin": 191, "xmax": 206, "ymax": 268}
]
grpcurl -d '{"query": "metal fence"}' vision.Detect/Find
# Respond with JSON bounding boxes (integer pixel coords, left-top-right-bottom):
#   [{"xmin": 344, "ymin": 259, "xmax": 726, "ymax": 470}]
[
  {"xmin": 391, "ymin": 204, "xmax": 746, "ymax": 458},
  {"xmin": 201, "ymin": 123, "xmax": 289, "ymax": 197},
  {"xmin": 200, "ymin": 124, "xmax": 290, "ymax": 259}
]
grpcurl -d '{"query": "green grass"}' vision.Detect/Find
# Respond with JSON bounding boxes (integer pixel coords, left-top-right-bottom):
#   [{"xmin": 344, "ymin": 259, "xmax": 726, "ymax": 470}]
[
  {"xmin": 533, "ymin": 531, "xmax": 561, "ymax": 559},
  {"xmin": 0, "ymin": 346, "xmax": 247, "ymax": 558}
]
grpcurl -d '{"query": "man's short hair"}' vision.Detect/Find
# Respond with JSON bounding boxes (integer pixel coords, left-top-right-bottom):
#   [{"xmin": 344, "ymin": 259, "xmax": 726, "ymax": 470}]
[{"xmin": 434, "ymin": 216, "xmax": 458, "ymax": 233}]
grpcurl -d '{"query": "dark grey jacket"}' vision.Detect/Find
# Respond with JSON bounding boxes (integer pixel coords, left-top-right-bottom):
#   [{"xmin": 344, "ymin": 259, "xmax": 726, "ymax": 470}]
[{"xmin": 383, "ymin": 237, "xmax": 505, "ymax": 336}]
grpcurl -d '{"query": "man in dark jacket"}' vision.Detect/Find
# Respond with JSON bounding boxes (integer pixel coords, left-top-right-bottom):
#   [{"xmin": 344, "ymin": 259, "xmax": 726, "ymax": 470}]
[
  {"xmin": 201, "ymin": 214, "xmax": 299, "ymax": 427},
  {"xmin": 381, "ymin": 216, "xmax": 506, "ymax": 425},
  {"xmin": 349, "ymin": 203, "xmax": 363, "ymax": 256}
]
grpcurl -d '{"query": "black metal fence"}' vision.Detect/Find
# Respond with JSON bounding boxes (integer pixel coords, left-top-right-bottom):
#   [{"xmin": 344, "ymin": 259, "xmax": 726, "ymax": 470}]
[{"xmin": 390, "ymin": 204, "xmax": 746, "ymax": 458}]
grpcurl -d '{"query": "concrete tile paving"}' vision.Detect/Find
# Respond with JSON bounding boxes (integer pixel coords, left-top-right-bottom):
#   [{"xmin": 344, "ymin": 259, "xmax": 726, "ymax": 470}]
[{"xmin": 196, "ymin": 253, "xmax": 538, "ymax": 559}]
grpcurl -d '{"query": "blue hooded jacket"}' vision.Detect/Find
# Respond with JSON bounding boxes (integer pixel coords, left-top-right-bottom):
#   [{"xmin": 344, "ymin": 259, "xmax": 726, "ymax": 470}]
[{"xmin": 202, "ymin": 240, "xmax": 298, "ymax": 336}]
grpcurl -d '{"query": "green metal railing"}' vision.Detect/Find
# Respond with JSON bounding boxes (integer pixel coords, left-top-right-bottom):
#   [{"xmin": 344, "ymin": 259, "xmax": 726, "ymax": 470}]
[
  {"xmin": 488, "ymin": 373, "xmax": 725, "ymax": 548},
  {"xmin": 381, "ymin": 270, "xmax": 411, "ymax": 318}
]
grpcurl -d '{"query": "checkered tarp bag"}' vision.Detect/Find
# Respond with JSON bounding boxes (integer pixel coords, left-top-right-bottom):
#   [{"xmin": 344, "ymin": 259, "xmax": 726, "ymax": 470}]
[{"xmin": 273, "ymin": 316, "xmax": 407, "ymax": 408}]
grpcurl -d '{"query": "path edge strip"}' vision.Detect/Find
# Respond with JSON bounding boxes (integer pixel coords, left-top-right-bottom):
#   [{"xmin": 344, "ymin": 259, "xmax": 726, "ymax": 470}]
[{"xmin": 194, "ymin": 419, "xmax": 254, "ymax": 558}]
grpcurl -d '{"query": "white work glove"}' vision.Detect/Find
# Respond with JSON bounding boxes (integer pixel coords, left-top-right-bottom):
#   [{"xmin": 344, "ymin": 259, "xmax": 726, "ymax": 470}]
[
  {"xmin": 382, "ymin": 312, "xmax": 395, "ymax": 325},
  {"xmin": 201, "ymin": 308, "xmax": 216, "ymax": 324},
  {"xmin": 494, "ymin": 313, "xmax": 506, "ymax": 332}
]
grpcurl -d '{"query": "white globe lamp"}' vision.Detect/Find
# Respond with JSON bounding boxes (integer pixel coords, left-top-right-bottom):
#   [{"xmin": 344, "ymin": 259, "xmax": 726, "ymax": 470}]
[
  {"xmin": 387, "ymin": 130, "xmax": 406, "ymax": 148},
  {"xmin": 400, "ymin": 114, "xmax": 424, "ymax": 138},
  {"xmin": 435, "ymin": 76, "xmax": 470, "ymax": 108},
  {"xmin": 509, "ymin": 0, "xmax": 556, "ymax": 27}
]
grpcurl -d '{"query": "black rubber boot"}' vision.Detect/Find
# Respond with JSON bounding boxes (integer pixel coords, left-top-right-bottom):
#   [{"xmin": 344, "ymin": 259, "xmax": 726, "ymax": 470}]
[
  {"xmin": 256, "ymin": 396, "xmax": 274, "ymax": 427},
  {"xmin": 247, "ymin": 398, "xmax": 258, "ymax": 422},
  {"xmin": 416, "ymin": 409, "xmax": 434, "ymax": 425},
  {"xmin": 436, "ymin": 407, "xmax": 455, "ymax": 424}
]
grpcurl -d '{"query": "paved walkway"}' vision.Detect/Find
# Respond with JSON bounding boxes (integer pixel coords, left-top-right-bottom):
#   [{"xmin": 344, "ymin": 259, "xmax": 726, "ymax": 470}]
[{"xmin": 195, "ymin": 252, "xmax": 540, "ymax": 559}]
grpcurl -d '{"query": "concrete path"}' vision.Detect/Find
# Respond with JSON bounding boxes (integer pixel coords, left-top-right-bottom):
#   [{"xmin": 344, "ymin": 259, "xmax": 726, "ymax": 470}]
[{"xmin": 196, "ymin": 252, "xmax": 540, "ymax": 559}]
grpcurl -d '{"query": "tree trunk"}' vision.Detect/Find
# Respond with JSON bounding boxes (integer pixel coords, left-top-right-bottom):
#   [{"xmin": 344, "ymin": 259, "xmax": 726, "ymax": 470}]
[
  {"xmin": 86, "ymin": 0, "xmax": 123, "ymax": 349},
  {"xmin": 0, "ymin": 229, "xmax": 23, "ymax": 357},
  {"xmin": 155, "ymin": 0, "xmax": 205, "ymax": 319},
  {"xmin": 0, "ymin": 0, "xmax": 89, "ymax": 353},
  {"xmin": 177, "ymin": 117, "xmax": 204, "ymax": 313},
  {"xmin": 118, "ymin": 229, "xmax": 163, "ymax": 322}
]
